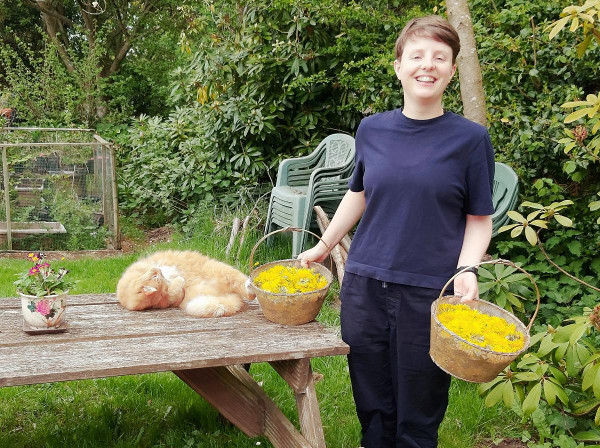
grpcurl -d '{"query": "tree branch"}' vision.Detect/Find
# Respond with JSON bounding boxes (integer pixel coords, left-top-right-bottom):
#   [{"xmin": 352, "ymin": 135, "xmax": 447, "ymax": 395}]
[
  {"xmin": 106, "ymin": 38, "xmax": 131, "ymax": 75},
  {"xmin": 537, "ymin": 238, "xmax": 600, "ymax": 293},
  {"xmin": 40, "ymin": 13, "xmax": 75, "ymax": 73},
  {"xmin": 25, "ymin": 0, "xmax": 75, "ymax": 27}
]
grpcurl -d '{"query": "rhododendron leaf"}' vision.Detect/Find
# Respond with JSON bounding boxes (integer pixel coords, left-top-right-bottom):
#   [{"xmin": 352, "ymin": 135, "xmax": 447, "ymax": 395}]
[
  {"xmin": 583, "ymin": 363, "xmax": 599, "ymax": 391},
  {"xmin": 503, "ymin": 381, "xmax": 515, "ymax": 407},
  {"xmin": 511, "ymin": 226, "xmax": 524, "ymax": 238},
  {"xmin": 507, "ymin": 210, "xmax": 525, "ymax": 223},
  {"xmin": 522, "ymin": 201, "xmax": 544, "ymax": 209},
  {"xmin": 573, "ymin": 430, "xmax": 600, "ymax": 441},
  {"xmin": 565, "ymin": 107, "xmax": 595, "ymax": 123},
  {"xmin": 524, "ymin": 226, "xmax": 538, "ymax": 246},
  {"xmin": 478, "ymin": 376, "xmax": 504, "ymax": 395},
  {"xmin": 522, "ymin": 383, "xmax": 542, "ymax": 416},
  {"xmin": 593, "ymin": 366, "xmax": 600, "ymax": 398},
  {"xmin": 543, "ymin": 380, "xmax": 557, "ymax": 406},
  {"xmin": 499, "ymin": 223, "xmax": 519, "ymax": 233},
  {"xmin": 549, "ymin": 16, "xmax": 570, "ymax": 39},
  {"xmin": 554, "ymin": 214, "xmax": 573, "ymax": 227},
  {"xmin": 530, "ymin": 220, "xmax": 548, "ymax": 229},
  {"xmin": 562, "ymin": 101, "xmax": 589, "ymax": 108},
  {"xmin": 548, "ymin": 366, "xmax": 567, "ymax": 384},
  {"xmin": 485, "ymin": 382, "xmax": 504, "ymax": 407}
]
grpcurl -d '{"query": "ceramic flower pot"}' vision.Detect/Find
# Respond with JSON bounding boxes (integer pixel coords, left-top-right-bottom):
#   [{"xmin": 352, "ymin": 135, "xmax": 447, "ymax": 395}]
[{"xmin": 20, "ymin": 292, "xmax": 68, "ymax": 330}]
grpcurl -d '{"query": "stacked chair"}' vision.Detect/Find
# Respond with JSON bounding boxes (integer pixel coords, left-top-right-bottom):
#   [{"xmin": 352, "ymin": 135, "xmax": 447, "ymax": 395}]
[
  {"xmin": 264, "ymin": 134, "xmax": 356, "ymax": 257},
  {"xmin": 491, "ymin": 162, "xmax": 519, "ymax": 237}
]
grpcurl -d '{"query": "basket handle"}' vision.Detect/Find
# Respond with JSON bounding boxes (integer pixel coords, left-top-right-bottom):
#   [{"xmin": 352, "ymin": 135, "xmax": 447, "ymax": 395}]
[
  {"xmin": 438, "ymin": 258, "xmax": 541, "ymax": 332},
  {"xmin": 249, "ymin": 226, "xmax": 333, "ymax": 274}
]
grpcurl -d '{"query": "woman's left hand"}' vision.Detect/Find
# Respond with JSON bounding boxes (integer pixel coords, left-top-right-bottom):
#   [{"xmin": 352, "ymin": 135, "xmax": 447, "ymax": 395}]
[{"xmin": 454, "ymin": 272, "xmax": 479, "ymax": 303}]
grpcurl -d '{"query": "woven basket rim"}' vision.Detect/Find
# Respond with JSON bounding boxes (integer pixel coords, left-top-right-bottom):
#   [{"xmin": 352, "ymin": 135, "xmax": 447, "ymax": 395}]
[
  {"xmin": 250, "ymin": 258, "xmax": 333, "ymax": 298},
  {"xmin": 431, "ymin": 295, "xmax": 531, "ymax": 357}
]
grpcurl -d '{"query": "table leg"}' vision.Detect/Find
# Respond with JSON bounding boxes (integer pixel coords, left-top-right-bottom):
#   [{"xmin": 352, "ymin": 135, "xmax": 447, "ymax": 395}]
[
  {"xmin": 270, "ymin": 359, "xmax": 326, "ymax": 448},
  {"xmin": 174, "ymin": 365, "xmax": 313, "ymax": 448}
]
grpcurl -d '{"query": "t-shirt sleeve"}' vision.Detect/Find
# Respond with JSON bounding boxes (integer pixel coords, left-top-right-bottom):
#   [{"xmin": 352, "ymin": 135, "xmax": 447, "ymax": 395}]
[
  {"xmin": 348, "ymin": 121, "xmax": 365, "ymax": 192},
  {"xmin": 465, "ymin": 133, "xmax": 495, "ymax": 215}
]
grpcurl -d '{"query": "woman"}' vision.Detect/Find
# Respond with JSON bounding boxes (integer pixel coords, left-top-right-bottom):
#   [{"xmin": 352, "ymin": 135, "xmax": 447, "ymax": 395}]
[{"xmin": 298, "ymin": 15, "xmax": 494, "ymax": 448}]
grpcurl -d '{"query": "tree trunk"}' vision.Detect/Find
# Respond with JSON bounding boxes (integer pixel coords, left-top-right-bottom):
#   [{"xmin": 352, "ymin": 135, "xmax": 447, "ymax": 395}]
[{"xmin": 446, "ymin": 0, "xmax": 487, "ymax": 126}]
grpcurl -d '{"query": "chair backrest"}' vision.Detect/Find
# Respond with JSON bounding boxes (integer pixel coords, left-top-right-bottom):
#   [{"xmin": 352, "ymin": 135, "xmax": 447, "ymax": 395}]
[
  {"xmin": 322, "ymin": 135, "xmax": 355, "ymax": 169},
  {"xmin": 492, "ymin": 162, "xmax": 518, "ymax": 210}
]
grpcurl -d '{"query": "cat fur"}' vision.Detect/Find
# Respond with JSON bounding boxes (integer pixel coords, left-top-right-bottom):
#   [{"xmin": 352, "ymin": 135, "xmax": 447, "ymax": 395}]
[{"xmin": 116, "ymin": 250, "xmax": 255, "ymax": 317}]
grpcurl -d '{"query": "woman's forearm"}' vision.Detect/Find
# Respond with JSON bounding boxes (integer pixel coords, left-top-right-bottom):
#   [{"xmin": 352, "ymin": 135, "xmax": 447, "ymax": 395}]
[
  {"xmin": 316, "ymin": 190, "xmax": 366, "ymax": 254},
  {"xmin": 457, "ymin": 214, "xmax": 493, "ymax": 268}
]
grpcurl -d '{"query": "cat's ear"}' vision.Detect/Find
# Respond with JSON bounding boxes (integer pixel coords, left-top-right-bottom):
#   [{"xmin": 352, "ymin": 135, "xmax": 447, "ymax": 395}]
[
  {"xmin": 142, "ymin": 286, "xmax": 158, "ymax": 296},
  {"xmin": 141, "ymin": 266, "xmax": 162, "ymax": 281}
]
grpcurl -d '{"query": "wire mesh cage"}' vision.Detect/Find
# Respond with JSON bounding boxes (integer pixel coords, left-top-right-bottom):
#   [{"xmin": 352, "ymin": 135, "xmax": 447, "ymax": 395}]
[{"xmin": 0, "ymin": 127, "xmax": 120, "ymax": 251}]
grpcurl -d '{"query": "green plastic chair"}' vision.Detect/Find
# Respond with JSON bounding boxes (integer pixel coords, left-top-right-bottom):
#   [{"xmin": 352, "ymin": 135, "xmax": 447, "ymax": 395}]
[
  {"xmin": 264, "ymin": 134, "xmax": 356, "ymax": 257},
  {"xmin": 491, "ymin": 162, "xmax": 519, "ymax": 237}
]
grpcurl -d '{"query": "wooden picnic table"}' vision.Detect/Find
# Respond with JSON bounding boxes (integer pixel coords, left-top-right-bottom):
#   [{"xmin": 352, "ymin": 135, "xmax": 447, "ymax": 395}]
[{"xmin": 0, "ymin": 294, "xmax": 349, "ymax": 448}]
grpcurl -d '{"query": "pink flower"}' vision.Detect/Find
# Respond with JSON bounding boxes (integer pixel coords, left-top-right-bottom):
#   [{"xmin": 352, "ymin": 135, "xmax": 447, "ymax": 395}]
[
  {"xmin": 35, "ymin": 299, "xmax": 52, "ymax": 316},
  {"xmin": 29, "ymin": 266, "xmax": 40, "ymax": 275}
]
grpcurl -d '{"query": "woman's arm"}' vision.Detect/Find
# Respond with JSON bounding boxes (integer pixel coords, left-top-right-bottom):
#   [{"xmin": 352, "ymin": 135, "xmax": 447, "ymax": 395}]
[
  {"xmin": 298, "ymin": 189, "xmax": 366, "ymax": 267},
  {"xmin": 454, "ymin": 214, "xmax": 493, "ymax": 302}
]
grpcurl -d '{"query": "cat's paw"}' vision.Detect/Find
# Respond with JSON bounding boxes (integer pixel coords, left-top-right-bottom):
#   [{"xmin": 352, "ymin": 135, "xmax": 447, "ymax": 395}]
[
  {"xmin": 245, "ymin": 278, "xmax": 257, "ymax": 301},
  {"xmin": 167, "ymin": 276, "xmax": 185, "ymax": 305}
]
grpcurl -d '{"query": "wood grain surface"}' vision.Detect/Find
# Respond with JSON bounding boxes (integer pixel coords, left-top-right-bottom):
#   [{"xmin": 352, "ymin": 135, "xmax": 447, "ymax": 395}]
[{"xmin": 0, "ymin": 293, "xmax": 348, "ymax": 388}]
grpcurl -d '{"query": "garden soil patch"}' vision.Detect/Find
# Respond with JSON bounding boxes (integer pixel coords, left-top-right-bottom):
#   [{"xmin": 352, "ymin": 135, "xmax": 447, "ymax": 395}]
[{"xmin": 0, "ymin": 227, "xmax": 174, "ymax": 259}]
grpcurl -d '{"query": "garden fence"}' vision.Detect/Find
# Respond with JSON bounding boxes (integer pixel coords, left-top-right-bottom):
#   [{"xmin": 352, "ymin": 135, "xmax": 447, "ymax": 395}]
[{"xmin": 0, "ymin": 127, "xmax": 120, "ymax": 251}]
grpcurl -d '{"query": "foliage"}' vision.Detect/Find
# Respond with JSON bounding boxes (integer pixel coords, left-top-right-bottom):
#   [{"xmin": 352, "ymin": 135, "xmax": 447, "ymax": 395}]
[
  {"xmin": 114, "ymin": 0, "xmax": 428, "ymax": 220},
  {"xmin": 0, "ymin": 34, "xmax": 99, "ymax": 126},
  {"xmin": 479, "ymin": 306, "xmax": 600, "ymax": 447},
  {"xmin": 14, "ymin": 252, "xmax": 74, "ymax": 297}
]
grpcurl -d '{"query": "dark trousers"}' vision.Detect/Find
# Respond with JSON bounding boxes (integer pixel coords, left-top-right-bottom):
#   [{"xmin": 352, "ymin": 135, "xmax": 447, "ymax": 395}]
[{"xmin": 340, "ymin": 273, "xmax": 451, "ymax": 448}]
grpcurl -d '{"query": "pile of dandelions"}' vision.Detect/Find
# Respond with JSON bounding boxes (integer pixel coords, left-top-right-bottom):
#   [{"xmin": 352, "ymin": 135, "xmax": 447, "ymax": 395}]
[{"xmin": 253, "ymin": 265, "xmax": 328, "ymax": 294}]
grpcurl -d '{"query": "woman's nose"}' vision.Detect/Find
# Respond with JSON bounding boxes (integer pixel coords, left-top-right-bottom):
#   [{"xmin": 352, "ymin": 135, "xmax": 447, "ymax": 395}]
[{"xmin": 420, "ymin": 59, "xmax": 434, "ymax": 70}]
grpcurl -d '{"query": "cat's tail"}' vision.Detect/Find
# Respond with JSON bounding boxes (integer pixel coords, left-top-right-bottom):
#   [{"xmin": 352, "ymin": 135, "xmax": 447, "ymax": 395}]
[{"xmin": 183, "ymin": 294, "xmax": 245, "ymax": 318}]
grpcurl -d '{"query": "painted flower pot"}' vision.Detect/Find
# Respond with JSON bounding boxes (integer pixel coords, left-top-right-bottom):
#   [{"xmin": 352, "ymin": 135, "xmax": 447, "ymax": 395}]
[{"xmin": 20, "ymin": 292, "xmax": 68, "ymax": 330}]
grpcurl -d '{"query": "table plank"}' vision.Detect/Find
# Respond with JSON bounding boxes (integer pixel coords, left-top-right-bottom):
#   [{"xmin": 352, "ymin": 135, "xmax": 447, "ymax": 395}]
[{"xmin": 0, "ymin": 294, "xmax": 349, "ymax": 387}]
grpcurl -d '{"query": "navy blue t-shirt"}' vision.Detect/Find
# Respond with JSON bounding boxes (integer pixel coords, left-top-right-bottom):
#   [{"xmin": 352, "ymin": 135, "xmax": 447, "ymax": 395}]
[{"xmin": 346, "ymin": 109, "xmax": 495, "ymax": 289}]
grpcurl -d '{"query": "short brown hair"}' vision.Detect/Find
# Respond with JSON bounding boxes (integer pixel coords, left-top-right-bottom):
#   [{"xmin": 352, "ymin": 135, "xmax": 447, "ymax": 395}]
[{"xmin": 394, "ymin": 15, "xmax": 460, "ymax": 64}]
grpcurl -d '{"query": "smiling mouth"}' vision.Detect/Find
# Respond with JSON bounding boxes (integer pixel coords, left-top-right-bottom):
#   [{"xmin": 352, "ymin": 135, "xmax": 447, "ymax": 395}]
[{"xmin": 416, "ymin": 76, "xmax": 436, "ymax": 83}]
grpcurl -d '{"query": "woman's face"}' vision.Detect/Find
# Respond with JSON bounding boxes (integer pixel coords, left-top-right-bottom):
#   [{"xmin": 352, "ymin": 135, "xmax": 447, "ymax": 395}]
[{"xmin": 394, "ymin": 36, "xmax": 456, "ymax": 108}]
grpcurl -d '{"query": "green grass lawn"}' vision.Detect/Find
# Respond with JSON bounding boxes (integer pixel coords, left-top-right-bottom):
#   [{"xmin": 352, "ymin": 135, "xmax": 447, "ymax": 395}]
[{"xmin": 0, "ymin": 214, "xmax": 522, "ymax": 447}]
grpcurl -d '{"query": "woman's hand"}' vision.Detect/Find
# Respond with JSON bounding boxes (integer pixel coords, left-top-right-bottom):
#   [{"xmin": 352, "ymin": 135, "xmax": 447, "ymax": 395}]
[
  {"xmin": 454, "ymin": 272, "xmax": 478, "ymax": 303},
  {"xmin": 297, "ymin": 242, "xmax": 329, "ymax": 268}
]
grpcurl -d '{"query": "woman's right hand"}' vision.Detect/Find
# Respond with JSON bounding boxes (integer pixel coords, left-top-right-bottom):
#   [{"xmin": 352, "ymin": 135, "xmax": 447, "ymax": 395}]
[{"xmin": 297, "ymin": 242, "xmax": 329, "ymax": 268}]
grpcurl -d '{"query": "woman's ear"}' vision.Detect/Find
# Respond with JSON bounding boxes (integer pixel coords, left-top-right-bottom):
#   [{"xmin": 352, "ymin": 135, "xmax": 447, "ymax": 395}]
[
  {"xmin": 451, "ymin": 64, "xmax": 457, "ymax": 79},
  {"xmin": 393, "ymin": 59, "xmax": 402, "ymax": 80}
]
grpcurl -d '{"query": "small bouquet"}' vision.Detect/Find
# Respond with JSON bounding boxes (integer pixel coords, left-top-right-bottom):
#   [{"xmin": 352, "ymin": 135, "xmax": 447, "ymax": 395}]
[{"xmin": 14, "ymin": 252, "xmax": 75, "ymax": 297}]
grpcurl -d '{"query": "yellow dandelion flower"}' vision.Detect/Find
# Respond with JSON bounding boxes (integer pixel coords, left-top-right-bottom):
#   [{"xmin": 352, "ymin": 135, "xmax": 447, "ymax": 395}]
[
  {"xmin": 254, "ymin": 265, "xmax": 327, "ymax": 294},
  {"xmin": 437, "ymin": 303, "xmax": 525, "ymax": 353}
]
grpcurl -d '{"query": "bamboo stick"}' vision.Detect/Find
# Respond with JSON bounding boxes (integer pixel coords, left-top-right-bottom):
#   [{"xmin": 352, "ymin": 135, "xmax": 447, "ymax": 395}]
[
  {"xmin": 109, "ymin": 145, "xmax": 121, "ymax": 250},
  {"xmin": 339, "ymin": 234, "xmax": 352, "ymax": 254},
  {"xmin": 2, "ymin": 147, "xmax": 12, "ymax": 250},
  {"xmin": 236, "ymin": 215, "xmax": 251, "ymax": 261},
  {"xmin": 226, "ymin": 217, "xmax": 241, "ymax": 256},
  {"xmin": 313, "ymin": 206, "xmax": 352, "ymax": 254},
  {"xmin": 314, "ymin": 213, "xmax": 344, "ymax": 286}
]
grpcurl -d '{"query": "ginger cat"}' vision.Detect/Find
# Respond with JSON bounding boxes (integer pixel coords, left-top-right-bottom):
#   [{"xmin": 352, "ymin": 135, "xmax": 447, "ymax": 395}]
[{"xmin": 116, "ymin": 250, "xmax": 255, "ymax": 317}]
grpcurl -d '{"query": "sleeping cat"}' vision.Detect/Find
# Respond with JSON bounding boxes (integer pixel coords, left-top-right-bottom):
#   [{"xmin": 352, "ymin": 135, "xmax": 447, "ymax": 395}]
[{"xmin": 116, "ymin": 250, "xmax": 255, "ymax": 317}]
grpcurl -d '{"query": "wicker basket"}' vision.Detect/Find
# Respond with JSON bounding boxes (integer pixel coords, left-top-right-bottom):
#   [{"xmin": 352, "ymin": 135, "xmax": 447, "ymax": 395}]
[
  {"xmin": 248, "ymin": 227, "xmax": 333, "ymax": 325},
  {"xmin": 430, "ymin": 259, "xmax": 540, "ymax": 383}
]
